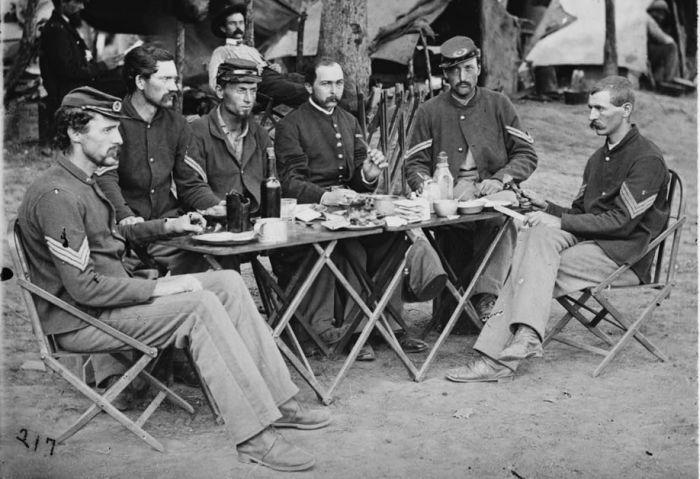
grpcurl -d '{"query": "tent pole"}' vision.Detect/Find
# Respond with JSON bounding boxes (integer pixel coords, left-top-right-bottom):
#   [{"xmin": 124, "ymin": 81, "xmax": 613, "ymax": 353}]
[
  {"xmin": 245, "ymin": 0, "xmax": 255, "ymax": 46},
  {"xmin": 296, "ymin": 10, "xmax": 307, "ymax": 72},
  {"xmin": 175, "ymin": 21, "xmax": 185, "ymax": 113},
  {"xmin": 419, "ymin": 32, "xmax": 433, "ymax": 98}
]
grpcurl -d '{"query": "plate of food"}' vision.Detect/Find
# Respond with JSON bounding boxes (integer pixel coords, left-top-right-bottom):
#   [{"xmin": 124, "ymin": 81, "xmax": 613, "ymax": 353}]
[{"xmin": 192, "ymin": 231, "xmax": 257, "ymax": 245}]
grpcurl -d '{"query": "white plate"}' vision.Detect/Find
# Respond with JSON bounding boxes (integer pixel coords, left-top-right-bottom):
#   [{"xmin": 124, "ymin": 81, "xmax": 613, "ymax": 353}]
[{"xmin": 192, "ymin": 231, "xmax": 257, "ymax": 245}]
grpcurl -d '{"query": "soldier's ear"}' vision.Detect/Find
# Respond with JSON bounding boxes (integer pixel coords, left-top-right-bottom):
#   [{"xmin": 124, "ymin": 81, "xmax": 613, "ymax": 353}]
[
  {"xmin": 215, "ymin": 84, "xmax": 225, "ymax": 100},
  {"xmin": 621, "ymin": 101, "xmax": 633, "ymax": 119},
  {"xmin": 67, "ymin": 126, "xmax": 83, "ymax": 145},
  {"xmin": 135, "ymin": 74, "xmax": 146, "ymax": 92},
  {"xmin": 304, "ymin": 83, "xmax": 313, "ymax": 95}
]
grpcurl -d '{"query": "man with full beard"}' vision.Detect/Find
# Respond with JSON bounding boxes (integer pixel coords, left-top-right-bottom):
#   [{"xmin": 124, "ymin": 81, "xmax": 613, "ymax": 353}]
[
  {"xmin": 184, "ymin": 59, "xmax": 272, "ymax": 216},
  {"xmin": 17, "ymin": 87, "xmax": 330, "ymax": 471}
]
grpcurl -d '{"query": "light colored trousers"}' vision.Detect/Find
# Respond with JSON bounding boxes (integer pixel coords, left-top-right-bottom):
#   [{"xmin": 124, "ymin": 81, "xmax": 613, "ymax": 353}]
[
  {"xmin": 57, "ymin": 270, "xmax": 298, "ymax": 444},
  {"xmin": 473, "ymin": 225, "xmax": 639, "ymax": 370}
]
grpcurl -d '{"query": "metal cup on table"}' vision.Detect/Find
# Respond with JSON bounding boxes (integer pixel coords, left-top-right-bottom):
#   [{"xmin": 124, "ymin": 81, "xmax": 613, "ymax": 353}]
[{"xmin": 226, "ymin": 192, "xmax": 252, "ymax": 233}]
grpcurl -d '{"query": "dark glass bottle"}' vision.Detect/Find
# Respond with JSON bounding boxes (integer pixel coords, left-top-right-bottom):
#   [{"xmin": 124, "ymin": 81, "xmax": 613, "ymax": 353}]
[{"xmin": 260, "ymin": 147, "xmax": 281, "ymax": 218}]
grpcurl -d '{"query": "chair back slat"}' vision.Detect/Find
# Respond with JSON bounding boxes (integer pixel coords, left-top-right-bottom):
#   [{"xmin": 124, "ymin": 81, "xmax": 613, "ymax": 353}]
[
  {"xmin": 7, "ymin": 219, "xmax": 54, "ymax": 358},
  {"xmin": 651, "ymin": 169, "xmax": 685, "ymax": 285}
]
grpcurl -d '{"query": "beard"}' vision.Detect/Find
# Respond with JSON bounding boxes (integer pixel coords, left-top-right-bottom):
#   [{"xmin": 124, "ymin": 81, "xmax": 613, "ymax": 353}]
[
  {"xmin": 89, "ymin": 146, "xmax": 121, "ymax": 167},
  {"xmin": 148, "ymin": 91, "xmax": 178, "ymax": 109},
  {"xmin": 313, "ymin": 93, "xmax": 339, "ymax": 109}
]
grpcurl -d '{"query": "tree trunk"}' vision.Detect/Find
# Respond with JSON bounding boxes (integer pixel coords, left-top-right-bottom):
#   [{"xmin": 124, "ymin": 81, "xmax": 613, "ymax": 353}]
[
  {"xmin": 317, "ymin": 0, "xmax": 370, "ymax": 100},
  {"xmin": 4, "ymin": 0, "xmax": 41, "ymax": 104},
  {"xmin": 603, "ymin": 0, "xmax": 618, "ymax": 76}
]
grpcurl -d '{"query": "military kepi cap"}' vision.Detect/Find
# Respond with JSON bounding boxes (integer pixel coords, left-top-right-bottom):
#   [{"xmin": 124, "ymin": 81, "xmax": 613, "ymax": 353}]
[
  {"xmin": 216, "ymin": 59, "xmax": 262, "ymax": 86},
  {"xmin": 61, "ymin": 86, "xmax": 126, "ymax": 119},
  {"xmin": 439, "ymin": 36, "xmax": 481, "ymax": 69}
]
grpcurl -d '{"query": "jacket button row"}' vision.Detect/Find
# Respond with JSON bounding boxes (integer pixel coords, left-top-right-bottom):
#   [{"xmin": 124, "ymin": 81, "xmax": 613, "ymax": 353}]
[
  {"xmin": 335, "ymin": 133, "xmax": 341, "ymax": 139},
  {"xmin": 150, "ymin": 189, "xmax": 155, "ymax": 194},
  {"xmin": 460, "ymin": 115, "xmax": 465, "ymax": 120},
  {"xmin": 149, "ymin": 158, "xmax": 154, "ymax": 163},
  {"xmin": 457, "ymin": 147, "xmax": 464, "ymax": 152}
]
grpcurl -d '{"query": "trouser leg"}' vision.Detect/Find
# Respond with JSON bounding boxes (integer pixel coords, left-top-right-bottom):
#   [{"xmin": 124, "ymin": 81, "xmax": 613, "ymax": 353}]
[
  {"xmin": 260, "ymin": 68, "xmax": 309, "ymax": 108},
  {"xmin": 472, "ymin": 218, "xmax": 516, "ymax": 296},
  {"xmin": 473, "ymin": 226, "xmax": 579, "ymax": 366},
  {"xmin": 56, "ymin": 270, "xmax": 297, "ymax": 444},
  {"xmin": 270, "ymin": 247, "xmax": 336, "ymax": 336}
]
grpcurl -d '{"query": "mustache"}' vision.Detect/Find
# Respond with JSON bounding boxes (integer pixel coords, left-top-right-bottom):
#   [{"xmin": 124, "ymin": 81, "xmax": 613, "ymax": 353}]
[
  {"xmin": 323, "ymin": 96, "xmax": 339, "ymax": 104},
  {"xmin": 107, "ymin": 146, "xmax": 121, "ymax": 157},
  {"xmin": 456, "ymin": 82, "xmax": 471, "ymax": 88},
  {"xmin": 589, "ymin": 120, "xmax": 603, "ymax": 129},
  {"xmin": 233, "ymin": 28, "xmax": 244, "ymax": 36}
]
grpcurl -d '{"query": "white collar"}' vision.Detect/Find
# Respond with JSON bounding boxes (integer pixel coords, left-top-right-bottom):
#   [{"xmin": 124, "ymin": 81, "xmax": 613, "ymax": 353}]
[
  {"xmin": 226, "ymin": 38, "xmax": 244, "ymax": 46},
  {"xmin": 309, "ymin": 97, "xmax": 334, "ymax": 115},
  {"xmin": 607, "ymin": 138, "xmax": 622, "ymax": 150}
]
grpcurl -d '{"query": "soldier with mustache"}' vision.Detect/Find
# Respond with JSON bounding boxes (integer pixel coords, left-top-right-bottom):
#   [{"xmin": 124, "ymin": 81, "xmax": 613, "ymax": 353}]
[
  {"xmin": 208, "ymin": 2, "xmax": 308, "ymax": 108},
  {"xmin": 272, "ymin": 58, "xmax": 429, "ymax": 359},
  {"xmin": 445, "ymin": 76, "xmax": 670, "ymax": 382},
  {"xmin": 405, "ymin": 36, "xmax": 539, "ymax": 330},
  {"xmin": 95, "ymin": 44, "xmax": 217, "ymax": 275}
]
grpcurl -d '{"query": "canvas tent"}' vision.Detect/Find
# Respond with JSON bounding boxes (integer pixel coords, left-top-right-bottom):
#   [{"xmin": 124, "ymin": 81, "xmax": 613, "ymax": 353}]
[
  {"xmin": 526, "ymin": 0, "xmax": 653, "ymax": 72},
  {"xmin": 263, "ymin": 0, "xmax": 521, "ymax": 94}
]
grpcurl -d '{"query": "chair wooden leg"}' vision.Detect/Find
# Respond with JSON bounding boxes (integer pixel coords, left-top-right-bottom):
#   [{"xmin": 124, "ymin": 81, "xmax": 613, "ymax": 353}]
[
  {"xmin": 45, "ymin": 355, "xmax": 164, "ymax": 452},
  {"xmin": 183, "ymin": 348, "xmax": 224, "ymax": 425},
  {"xmin": 113, "ymin": 353, "xmax": 195, "ymax": 414}
]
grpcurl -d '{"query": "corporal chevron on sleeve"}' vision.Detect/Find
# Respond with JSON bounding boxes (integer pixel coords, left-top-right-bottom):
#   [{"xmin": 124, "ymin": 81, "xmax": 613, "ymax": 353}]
[
  {"xmin": 405, "ymin": 139, "xmax": 432, "ymax": 158},
  {"xmin": 184, "ymin": 155, "xmax": 208, "ymax": 183},
  {"xmin": 505, "ymin": 126, "xmax": 534, "ymax": 144},
  {"xmin": 620, "ymin": 181, "xmax": 657, "ymax": 219},
  {"xmin": 45, "ymin": 236, "xmax": 90, "ymax": 271}
]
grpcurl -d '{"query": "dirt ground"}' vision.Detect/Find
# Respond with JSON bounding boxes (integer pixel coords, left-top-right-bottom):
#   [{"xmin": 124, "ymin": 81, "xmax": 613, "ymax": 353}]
[{"xmin": 1, "ymin": 90, "xmax": 697, "ymax": 479}]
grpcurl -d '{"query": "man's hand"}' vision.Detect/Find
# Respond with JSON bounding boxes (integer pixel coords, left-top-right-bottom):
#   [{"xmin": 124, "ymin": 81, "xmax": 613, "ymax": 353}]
[
  {"xmin": 119, "ymin": 216, "xmax": 145, "ymax": 226},
  {"xmin": 164, "ymin": 212, "xmax": 207, "ymax": 234},
  {"xmin": 524, "ymin": 211, "xmax": 561, "ymax": 229},
  {"xmin": 361, "ymin": 148, "xmax": 389, "ymax": 182},
  {"xmin": 268, "ymin": 62, "xmax": 283, "ymax": 73},
  {"xmin": 151, "ymin": 275, "xmax": 203, "ymax": 297},
  {"xmin": 320, "ymin": 188, "xmax": 358, "ymax": 206},
  {"xmin": 520, "ymin": 188, "xmax": 548, "ymax": 210},
  {"xmin": 477, "ymin": 179, "xmax": 504, "ymax": 196},
  {"xmin": 199, "ymin": 202, "xmax": 226, "ymax": 218}
]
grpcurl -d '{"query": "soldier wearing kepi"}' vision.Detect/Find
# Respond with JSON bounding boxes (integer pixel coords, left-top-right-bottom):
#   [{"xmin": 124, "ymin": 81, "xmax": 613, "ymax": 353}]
[
  {"xmin": 185, "ymin": 59, "xmax": 273, "ymax": 216},
  {"xmin": 446, "ymin": 76, "xmax": 670, "ymax": 382},
  {"xmin": 18, "ymin": 86, "xmax": 330, "ymax": 472},
  {"xmin": 405, "ymin": 36, "xmax": 538, "ymax": 327}
]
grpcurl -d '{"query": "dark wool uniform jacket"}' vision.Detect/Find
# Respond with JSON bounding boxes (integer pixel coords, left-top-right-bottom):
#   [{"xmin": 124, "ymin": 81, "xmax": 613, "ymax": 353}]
[
  {"xmin": 274, "ymin": 100, "xmax": 375, "ymax": 203},
  {"xmin": 96, "ymin": 95, "xmax": 202, "ymax": 222},
  {"xmin": 39, "ymin": 11, "xmax": 102, "ymax": 115},
  {"xmin": 186, "ymin": 106, "xmax": 272, "ymax": 213},
  {"xmin": 546, "ymin": 126, "xmax": 670, "ymax": 283},
  {"xmin": 18, "ymin": 155, "xmax": 170, "ymax": 335},
  {"xmin": 405, "ymin": 88, "xmax": 538, "ymax": 190}
]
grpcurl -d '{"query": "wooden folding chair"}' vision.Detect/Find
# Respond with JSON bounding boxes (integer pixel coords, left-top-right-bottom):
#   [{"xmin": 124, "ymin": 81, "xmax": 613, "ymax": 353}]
[
  {"xmin": 7, "ymin": 219, "xmax": 208, "ymax": 451},
  {"xmin": 543, "ymin": 169, "xmax": 686, "ymax": 376}
]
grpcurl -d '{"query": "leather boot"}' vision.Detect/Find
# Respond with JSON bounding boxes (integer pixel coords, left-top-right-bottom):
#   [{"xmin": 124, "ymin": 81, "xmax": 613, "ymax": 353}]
[
  {"xmin": 498, "ymin": 324, "xmax": 543, "ymax": 361},
  {"xmin": 445, "ymin": 355, "xmax": 514, "ymax": 383},
  {"xmin": 237, "ymin": 427, "xmax": 315, "ymax": 472},
  {"xmin": 274, "ymin": 398, "xmax": 331, "ymax": 430}
]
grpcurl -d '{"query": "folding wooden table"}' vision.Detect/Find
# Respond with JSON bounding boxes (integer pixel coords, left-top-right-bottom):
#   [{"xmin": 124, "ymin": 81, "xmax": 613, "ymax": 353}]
[{"xmin": 161, "ymin": 221, "xmax": 417, "ymax": 404}]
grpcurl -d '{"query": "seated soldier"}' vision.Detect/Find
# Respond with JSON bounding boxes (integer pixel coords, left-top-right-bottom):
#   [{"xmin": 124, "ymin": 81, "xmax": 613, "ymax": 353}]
[
  {"xmin": 185, "ymin": 59, "xmax": 271, "ymax": 216},
  {"xmin": 208, "ymin": 2, "xmax": 308, "ymax": 108},
  {"xmin": 405, "ymin": 36, "xmax": 538, "ymax": 330},
  {"xmin": 273, "ymin": 57, "xmax": 427, "ymax": 359},
  {"xmin": 445, "ymin": 77, "xmax": 670, "ymax": 382},
  {"xmin": 18, "ymin": 86, "xmax": 330, "ymax": 472}
]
